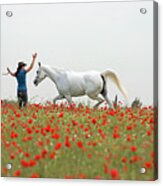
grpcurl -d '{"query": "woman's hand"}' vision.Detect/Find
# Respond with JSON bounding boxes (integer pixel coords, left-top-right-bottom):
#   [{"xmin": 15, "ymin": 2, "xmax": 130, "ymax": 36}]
[
  {"xmin": 32, "ymin": 53, "xmax": 37, "ymax": 59},
  {"xmin": 7, "ymin": 67, "xmax": 10, "ymax": 73},
  {"xmin": 6, "ymin": 67, "xmax": 15, "ymax": 77}
]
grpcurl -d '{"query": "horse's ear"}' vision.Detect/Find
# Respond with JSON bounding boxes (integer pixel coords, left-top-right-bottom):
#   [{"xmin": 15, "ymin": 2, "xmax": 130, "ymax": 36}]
[{"xmin": 38, "ymin": 62, "xmax": 41, "ymax": 67}]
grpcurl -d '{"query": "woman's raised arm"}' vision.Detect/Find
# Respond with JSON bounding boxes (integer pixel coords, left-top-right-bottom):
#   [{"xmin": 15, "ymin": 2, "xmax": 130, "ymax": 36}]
[{"xmin": 26, "ymin": 53, "xmax": 37, "ymax": 73}]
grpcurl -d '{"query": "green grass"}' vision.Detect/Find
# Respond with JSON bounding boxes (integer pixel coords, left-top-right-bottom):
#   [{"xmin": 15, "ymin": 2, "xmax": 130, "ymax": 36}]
[{"xmin": 1, "ymin": 101, "xmax": 157, "ymax": 180}]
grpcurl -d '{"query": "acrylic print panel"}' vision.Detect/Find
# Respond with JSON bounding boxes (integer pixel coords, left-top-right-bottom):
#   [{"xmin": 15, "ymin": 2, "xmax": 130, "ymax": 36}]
[{"xmin": 1, "ymin": 1, "xmax": 158, "ymax": 180}]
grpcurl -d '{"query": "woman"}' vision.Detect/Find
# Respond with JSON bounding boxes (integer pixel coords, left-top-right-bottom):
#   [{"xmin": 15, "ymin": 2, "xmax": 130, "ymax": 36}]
[{"xmin": 7, "ymin": 53, "xmax": 37, "ymax": 108}]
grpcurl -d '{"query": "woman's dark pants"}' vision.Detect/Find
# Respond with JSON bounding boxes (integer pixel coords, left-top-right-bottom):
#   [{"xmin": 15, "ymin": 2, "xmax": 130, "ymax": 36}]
[{"xmin": 17, "ymin": 90, "xmax": 28, "ymax": 108}]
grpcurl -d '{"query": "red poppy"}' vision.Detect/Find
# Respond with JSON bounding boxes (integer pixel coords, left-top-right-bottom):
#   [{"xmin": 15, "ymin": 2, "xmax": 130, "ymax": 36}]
[
  {"xmin": 49, "ymin": 152, "xmax": 55, "ymax": 159},
  {"xmin": 65, "ymin": 175, "xmax": 72, "ymax": 179},
  {"xmin": 87, "ymin": 141, "xmax": 91, "ymax": 146},
  {"xmin": 92, "ymin": 141, "xmax": 97, "ymax": 146},
  {"xmin": 113, "ymin": 133, "xmax": 120, "ymax": 139},
  {"xmin": 151, "ymin": 151, "xmax": 154, "ymax": 158},
  {"xmin": 87, "ymin": 153, "xmax": 92, "ymax": 158},
  {"xmin": 122, "ymin": 157, "xmax": 127, "ymax": 163},
  {"xmin": 55, "ymin": 142, "xmax": 62, "ymax": 150},
  {"xmin": 45, "ymin": 124, "xmax": 51, "ymax": 132},
  {"xmin": 11, "ymin": 122, "xmax": 15, "ymax": 127},
  {"xmin": 127, "ymin": 134, "xmax": 132, "ymax": 142},
  {"xmin": 108, "ymin": 109, "xmax": 116, "ymax": 116},
  {"xmin": 79, "ymin": 173, "xmax": 87, "ymax": 179},
  {"xmin": 126, "ymin": 125, "xmax": 132, "ymax": 130},
  {"xmin": 29, "ymin": 160, "xmax": 36, "ymax": 166},
  {"xmin": 10, "ymin": 131, "xmax": 18, "ymax": 139},
  {"xmin": 72, "ymin": 120, "xmax": 78, "ymax": 126},
  {"xmin": 58, "ymin": 112, "xmax": 64, "ymax": 118},
  {"xmin": 131, "ymin": 146, "xmax": 137, "ymax": 152},
  {"xmin": 32, "ymin": 113, "xmax": 37, "ymax": 119},
  {"xmin": 120, "ymin": 112, "xmax": 124, "ymax": 117},
  {"xmin": 95, "ymin": 175, "xmax": 102, "ymax": 179},
  {"xmin": 35, "ymin": 154, "xmax": 41, "ymax": 161},
  {"xmin": 28, "ymin": 119, "xmax": 33, "ymax": 124},
  {"xmin": 15, "ymin": 113, "xmax": 21, "ymax": 118},
  {"xmin": 27, "ymin": 136, "xmax": 32, "ymax": 141},
  {"xmin": 145, "ymin": 162, "xmax": 152, "ymax": 169},
  {"xmin": 92, "ymin": 118, "xmax": 97, "ymax": 124},
  {"xmin": 77, "ymin": 141, "xmax": 83, "ymax": 149},
  {"xmin": 110, "ymin": 169, "xmax": 119, "ymax": 179},
  {"xmin": 21, "ymin": 159, "xmax": 29, "ymax": 167},
  {"xmin": 65, "ymin": 136, "xmax": 71, "ymax": 148},
  {"xmin": 149, "ymin": 117, "xmax": 154, "ymax": 124},
  {"xmin": 10, "ymin": 153, "xmax": 15, "ymax": 159},
  {"xmin": 147, "ymin": 130, "xmax": 151, "ymax": 136},
  {"xmin": 26, "ymin": 127, "xmax": 32, "ymax": 134},
  {"xmin": 31, "ymin": 173, "xmax": 39, "ymax": 178},
  {"xmin": 24, "ymin": 152, "xmax": 30, "ymax": 158},
  {"xmin": 104, "ymin": 163, "xmax": 109, "ymax": 174},
  {"xmin": 52, "ymin": 133, "xmax": 60, "ymax": 139},
  {"xmin": 113, "ymin": 128, "xmax": 118, "ymax": 135},
  {"xmin": 130, "ymin": 155, "xmax": 139, "ymax": 163},
  {"xmin": 66, "ymin": 128, "xmax": 71, "ymax": 133},
  {"xmin": 42, "ymin": 149, "xmax": 48, "ymax": 158},
  {"xmin": 84, "ymin": 127, "xmax": 89, "ymax": 132},
  {"xmin": 98, "ymin": 129, "xmax": 102, "ymax": 133},
  {"xmin": 37, "ymin": 140, "xmax": 44, "ymax": 146},
  {"xmin": 13, "ymin": 170, "xmax": 21, "ymax": 177}
]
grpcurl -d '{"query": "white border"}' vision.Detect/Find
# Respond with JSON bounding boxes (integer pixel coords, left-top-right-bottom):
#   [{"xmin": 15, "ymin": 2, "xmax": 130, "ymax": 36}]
[{"xmin": 0, "ymin": 0, "xmax": 162, "ymax": 185}]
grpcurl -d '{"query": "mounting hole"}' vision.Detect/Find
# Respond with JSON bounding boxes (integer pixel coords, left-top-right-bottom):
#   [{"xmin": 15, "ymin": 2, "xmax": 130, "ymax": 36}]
[
  {"xmin": 140, "ymin": 167, "xmax": 146, "ymax": 174},
  {"xmin": 6, "ymin": 11, "xmax": 13, "ymax": 17},
  {"xmin": 140, "ymin": 8, "xmax": 147, "ymax": 14},
  {"xmin": 6, "ymin": 163, "xmax": 12, "ymax": 170}
]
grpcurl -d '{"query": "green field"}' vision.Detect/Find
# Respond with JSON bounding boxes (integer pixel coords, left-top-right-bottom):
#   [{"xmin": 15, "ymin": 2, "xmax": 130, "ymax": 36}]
[{"xmin": 1, "ymin": 101, "xmax": 157, "ymax": 180}]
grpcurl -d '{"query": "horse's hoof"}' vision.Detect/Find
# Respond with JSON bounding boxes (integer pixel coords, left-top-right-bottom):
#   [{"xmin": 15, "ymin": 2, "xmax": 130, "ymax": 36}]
[{"xmin": 93, "ymin": 105, "xmax": 98, "ymax": 109}]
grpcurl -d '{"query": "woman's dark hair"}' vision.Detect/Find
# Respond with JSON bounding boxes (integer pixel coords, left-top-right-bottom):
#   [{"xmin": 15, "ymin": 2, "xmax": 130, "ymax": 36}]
[
  {"xmin": 15, "ymin": 61, "xmax": 27, "ymax": 77},
  {"xmin": 15, "ymin": 66, "xmax": 22, "ymax": 77}
]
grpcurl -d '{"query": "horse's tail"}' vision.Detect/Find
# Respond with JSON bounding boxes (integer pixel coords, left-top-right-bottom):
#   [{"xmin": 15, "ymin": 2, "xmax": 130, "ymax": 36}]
[{"xmin": 101, "ymin": 69, "xmax": 128, "ymax": 102}]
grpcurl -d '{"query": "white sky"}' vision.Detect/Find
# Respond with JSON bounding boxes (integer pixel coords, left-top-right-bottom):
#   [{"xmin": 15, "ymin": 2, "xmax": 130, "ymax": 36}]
[{"xmin": 1, "ymin": 1, "xmax": 154, "ymax": 105}]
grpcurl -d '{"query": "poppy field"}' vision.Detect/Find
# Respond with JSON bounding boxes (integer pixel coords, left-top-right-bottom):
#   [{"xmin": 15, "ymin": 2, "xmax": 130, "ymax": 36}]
[{"xmin": 1, "ymin": 101, "xmax": 157, "ymax": 180}]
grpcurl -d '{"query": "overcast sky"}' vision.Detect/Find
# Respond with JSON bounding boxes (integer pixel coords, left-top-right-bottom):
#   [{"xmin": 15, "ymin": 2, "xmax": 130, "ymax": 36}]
[{"xmin": 1, "ymin": 1, "xmax": 154, "ymax": 105}]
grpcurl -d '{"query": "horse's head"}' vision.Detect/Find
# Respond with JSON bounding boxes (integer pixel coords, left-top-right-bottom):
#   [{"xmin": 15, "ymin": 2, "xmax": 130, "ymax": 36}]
[{"xmin": 33, "ymin": 62, "xmax": 47, "ymax": 86}]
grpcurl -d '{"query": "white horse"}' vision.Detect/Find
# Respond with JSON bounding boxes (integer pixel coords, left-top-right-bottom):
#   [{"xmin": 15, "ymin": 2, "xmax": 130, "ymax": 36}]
[{"xmin": 33, "ymin": 62, "xmax": 128, "ymax": 107}]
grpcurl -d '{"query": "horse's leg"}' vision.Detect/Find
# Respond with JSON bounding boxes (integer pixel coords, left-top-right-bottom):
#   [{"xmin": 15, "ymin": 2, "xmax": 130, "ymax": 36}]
[
  {"xmin": 88, "ymin": 95, "xmax": 105, "ymax": 108},
  {"xmin": 94, "ymin": 99, "xmax": 105, "ymax": 108},
  {"xmin": 101, "ymin": 92, "xmax": 112, "ymax": 108},
  {"xmin": 64, "ymin": 95, "xmax": 72, "ymax": 105},
  {"xmin": 53, "ymin": 95, "xmax": 64, "ymax": 104},
  {"xmin": 104, "ymin": 96, "xmax": 112, "ymax": 108}
]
